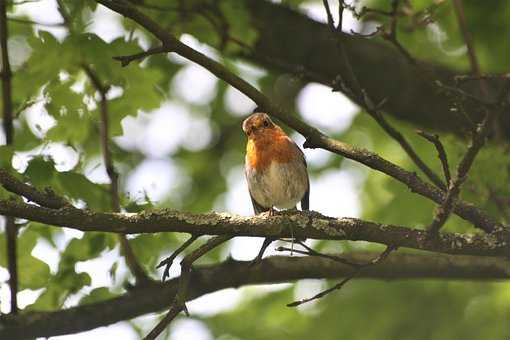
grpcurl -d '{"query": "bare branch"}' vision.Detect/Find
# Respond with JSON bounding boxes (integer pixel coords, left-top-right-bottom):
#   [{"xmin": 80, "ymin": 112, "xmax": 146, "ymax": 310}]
[
  {"xmin": 451, "ymin": 0, "xmax": 486, "ymax": 95},
  {"xmin": 0, "ymin": 198, "xmax": 509, "ymax": 257},
  {"xmin": 428, "ymin": 0, "xmax": 497, "ymax": 234},
  {"xmin": 2, "ymin": 252, "xmax": 510, "ymax": 339},
  {"xmin": 428, "ymin": 113, "xmax": 496, "ymax": 234},
  {"xmin": 416, "ymin": 130, "xmax": 451, "ymax": 185},
  {"xmin": 325, "ymin": 1, "xmax": 445, "ymax": 190},
  {"xmin": 277, "ymin": 241, "xmax": 358, "ymax": 267},
  {"xmin": 287, "ymin": 245, "xmax": 396, "ymax": 307},
  {"xmin": 113, "ymin": 45, "xmax": 167, "ymax": 66},
  {"xmin": 158, "ymin": 234, "xmax": 200, "ymax": 282},
  {"xmin": 144, "ymin": 235, "xmax": 232, "ymax": 340}
]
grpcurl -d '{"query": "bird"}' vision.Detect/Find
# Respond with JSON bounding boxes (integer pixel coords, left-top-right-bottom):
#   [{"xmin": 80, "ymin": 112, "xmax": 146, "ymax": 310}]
[{"xmin": 242, "ymin": 110, "xmax": 309, "ymax": 264}]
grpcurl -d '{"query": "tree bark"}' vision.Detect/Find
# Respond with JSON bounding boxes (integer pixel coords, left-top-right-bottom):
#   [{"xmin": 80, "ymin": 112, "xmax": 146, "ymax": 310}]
[{"xmin": 1, "ymin": 252, "xmax": 508, "ymax": 339}]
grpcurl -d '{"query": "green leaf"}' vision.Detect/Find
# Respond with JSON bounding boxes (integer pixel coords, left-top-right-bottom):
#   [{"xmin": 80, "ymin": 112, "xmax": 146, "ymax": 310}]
[
  {"xmin": 24, "ymin": 156, "xmax": 55, "ymax": 187},
  {"xmin": 79, "ymin": 287, "xmax": 116, "ymax": 305},
  {"xmin": 18, "ymin": 254, "xmax": 51, "ymax": 290}
]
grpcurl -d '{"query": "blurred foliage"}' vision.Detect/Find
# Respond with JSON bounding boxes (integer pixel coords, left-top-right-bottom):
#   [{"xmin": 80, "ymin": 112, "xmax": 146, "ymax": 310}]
[{"xmin": 0, "ymin": 0, "xmax": 509, "ymax": 339}]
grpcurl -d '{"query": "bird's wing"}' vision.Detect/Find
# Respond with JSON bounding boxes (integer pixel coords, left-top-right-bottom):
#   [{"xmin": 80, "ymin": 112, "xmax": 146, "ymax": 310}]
[
  {"xmin": 291, "ymin": 139, "xmax": 310, "ymax": 211},
  {"xmin": 249, "ymin": 191, "xmax": 270, "ymax": 214},
  {"xmin": 301, "ymin": 183, "xmax": 310, "ymax": 211}
]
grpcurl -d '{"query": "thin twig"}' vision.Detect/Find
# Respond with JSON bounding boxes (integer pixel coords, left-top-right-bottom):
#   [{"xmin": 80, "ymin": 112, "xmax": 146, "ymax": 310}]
[
  {"xmin": 157, "ymin": 234, "xmax": 200, "ymax": 282},
  {"xmin": 277, "ymin": 241, "xmax": 359, "ymax": 267},
  {"xmin": 276, "ymin": 246, "xmax": 358, "ymax": 267},
  {"xmin": 451, "ymin": 0, "xmax": 487, "ymax": 96},
  {"xmin": 434, "ymin": 80, "xmax": 494, "ymax": 107},
  {"xmin": 379, "ymin": 0, "xmax": 417, "ymax": 65},
  {"xmin": 113, "ymin": 45, "xmax": 167, "ymax": 67},
  {"xmin": 1, "ymin": 0, "xmax": 18, "ymax": 314},
  {"xmin": 82, "ymin": 64, "xmax": 149, "ymax": 285},
  {"xmin": 144, "ymin": 235, "xmax": 233, "ymax": 340},
  {"xmin": 416, "ymin": 130, "xmax": 451, "ymax": 185},
  {"xmin": 428, "ymin": 112, "xmax": 498, "ymax": 234},
  {"xmin": 287, "ymin": 245, "xmax": 397, "ymax": 307}
]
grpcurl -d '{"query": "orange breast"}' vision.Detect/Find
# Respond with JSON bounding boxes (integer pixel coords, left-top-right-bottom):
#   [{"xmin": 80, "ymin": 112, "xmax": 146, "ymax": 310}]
[{"xmin": 246, "ymin": 130, "xmax": 299, "ymax": 171}]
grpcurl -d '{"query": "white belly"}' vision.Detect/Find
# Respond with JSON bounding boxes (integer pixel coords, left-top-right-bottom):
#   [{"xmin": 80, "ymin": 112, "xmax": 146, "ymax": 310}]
[{"xmin": 246, "ymin": 159, "xmax": 308, "ymax": 210}]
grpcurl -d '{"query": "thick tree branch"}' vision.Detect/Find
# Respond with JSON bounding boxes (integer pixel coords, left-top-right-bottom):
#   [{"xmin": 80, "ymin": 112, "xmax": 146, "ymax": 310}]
[
  {"xmin": 96, "ymin": 0, "xmax": 502, "ymax": 234},
  {"xmin": 183, "ymin": 0, "xmax": 509, "ymax": 136},
  {"xmin": 1, "ymin": 252, "xmax": 509, "ymax": 339},
  {"xmin": 1, "ymin": 0, "xmax": 18, "ymax": 314},
  {"xmin": 0, "ymin": 198, "xmax": 508, "ymax": 257}
]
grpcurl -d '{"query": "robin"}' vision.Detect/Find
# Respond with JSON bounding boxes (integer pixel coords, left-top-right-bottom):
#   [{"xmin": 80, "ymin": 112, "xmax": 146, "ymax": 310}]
[{"xmin": 242, "ymin": 110, "xmax": 309, "ymax": 264}]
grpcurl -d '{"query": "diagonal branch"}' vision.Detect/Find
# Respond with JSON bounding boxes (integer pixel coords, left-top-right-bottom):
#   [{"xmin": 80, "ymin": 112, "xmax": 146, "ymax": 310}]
[
  {"xmin": 95, "ymin": 0, "xmax": 502, "ymax": 233},
  {"xmin": 417, "ymin": 130, "xmax": 451, "ymax": 185},
  {"xmin": 287, "ymin": 245, "xmax": 396, "ymax": 307},
  {"xmin": 82, "ymin": 64, "xmax": 150, "ymax": 285},
  {"xmin": 1, "ymin": 0, "xmax": 18, "ymax": 314},
  {"xmin": 158, "ymin": 234, "xmax": 200, "ymax": 282},
  {"xmin": 1, "ymin": 252, "xmax": 510, "ymax": 339},
  {"xmin": 0, "ymin": 169, "xmax": 68, "ymax": 208}
]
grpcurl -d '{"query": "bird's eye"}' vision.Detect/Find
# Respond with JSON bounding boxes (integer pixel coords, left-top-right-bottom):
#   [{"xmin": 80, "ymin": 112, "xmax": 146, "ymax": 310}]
[{"xmin": 263, "ymin": 120, "xmax": 270, "ymax": 127}]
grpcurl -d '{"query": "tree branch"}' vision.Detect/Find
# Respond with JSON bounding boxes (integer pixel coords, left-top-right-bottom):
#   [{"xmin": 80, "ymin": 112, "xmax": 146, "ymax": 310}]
[
  {"xmin": 1, "ymin": 0, "xmax": 18, "ymax": 314},
  {"xmin": 1, "ymin": 252, "xmax": 509, "ymax": 339},
  {"xmin": 286, "ymin": 244, "xmax": 396, "ymax": 307},
  {"xmin": 428, "ymin": 0, "xmax": 496, "ymax": 234},
  {"xmin": 82, "ymin": 64, "xmax": 149, "ymax": 285},
  {"xmin": 323, "ymin": 0, "xmax": 446, "ymax": 191},
  {"xmin": 0, "ymin": 169, "xmax": 70, "ymax": 209},
  {"xmin": 0, "ymin": 198, "xmax": 508, "ymax": 257},
  {"xmin": 416, "ymin": 130, "xmax": 451, "ymax": 185},
  {"xmin": 158, "ymin": 234, "xmax": 200, "ymax": 282},
  {"xmin": 144, "ymin": 235, "xmax": 232, "ymax": 340},
  {"xmin": 96, "ymin": 0, "xmax": 502, "ymax": 233},
  {"xmin": 200, "ymin": 0, "xmax": 509, "ymax": 136},
  {"xmin": 451, "ymin": 0, "xmax": 486, "ymax": 95},
  {"xmin": 112, "ymin": 45, "xmax": 167, "ymax": 66}
]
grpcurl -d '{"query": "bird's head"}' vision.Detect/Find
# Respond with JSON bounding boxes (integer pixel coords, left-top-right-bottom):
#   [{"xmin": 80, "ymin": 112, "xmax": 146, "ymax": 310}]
[{"xmin": 242, "ymin": 112, "xmax": 277, "ymax": 138}]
